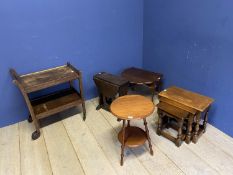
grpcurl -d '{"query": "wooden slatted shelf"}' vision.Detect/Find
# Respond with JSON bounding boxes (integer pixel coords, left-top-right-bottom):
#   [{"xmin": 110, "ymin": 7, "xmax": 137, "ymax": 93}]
[
  {"xmin": 20, "ymin": 65, "xmax": 79, "ymax": 93},
  {"xmin": 31, "ymin": 88, "xmax": 82, "ymax": 119}
]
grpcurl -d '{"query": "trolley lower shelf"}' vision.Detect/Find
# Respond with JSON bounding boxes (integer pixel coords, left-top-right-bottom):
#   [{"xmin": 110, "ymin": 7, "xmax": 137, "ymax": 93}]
[{"xmin": 31, "ymin": 88, "xmax": 82, "ymax": 119}]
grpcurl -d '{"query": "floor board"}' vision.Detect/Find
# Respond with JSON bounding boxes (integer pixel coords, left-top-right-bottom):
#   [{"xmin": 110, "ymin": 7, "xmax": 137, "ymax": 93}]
[
  {"xmin": 19, "ymin": 121, "xmax": 52, "ymax": 175},
  {"xmin": 62, "ymin": 112, "xmax": 117, "ymax": 175},
  {"xmin": 42, "ymin": 121, "xmax": 85, "ymax": 175},
  {"xmin": 84, "ymin": 101, "xmax": 150, "ymax": 175},
  {"xmin": 0, "ymin": 98, "xmax": 233, "ymax": 175},
  {"xmin": 204, "ymin": 124, "xmax": 233, "ymax": 158},
  {"xmin": 0, "ymin": 124, "xmax": 20, "ymax": 175},
  {"xmin": 92, "ymin": 100, "xmax": 184, "ymax": 175},
  {"xmin": 187, "ymin": 136, "xmax": 233, "ymax": 175},
  {"xmin": 144, "ymin": 114, "xmax": 220, "ymax": 175}
]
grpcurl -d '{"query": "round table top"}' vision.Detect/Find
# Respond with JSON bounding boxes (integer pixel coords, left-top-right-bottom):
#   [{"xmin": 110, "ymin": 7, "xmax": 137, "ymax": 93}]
[{"xmin": 110, "ymin": 95, "xmax": 154, "ymax": 120}]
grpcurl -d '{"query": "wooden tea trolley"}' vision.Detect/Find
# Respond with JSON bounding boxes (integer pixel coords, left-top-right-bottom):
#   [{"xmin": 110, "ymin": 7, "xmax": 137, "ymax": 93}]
[
  {"xmin": 110, "ymin": 95, "xmax": 154, "ymax": 166},
  {"xmin": 157, "ymin": 86, "xmax": 214, "ymax": 146},
  {"xmin": 10, "ymin": 63, "xmax": 86, "ymax": 140}
]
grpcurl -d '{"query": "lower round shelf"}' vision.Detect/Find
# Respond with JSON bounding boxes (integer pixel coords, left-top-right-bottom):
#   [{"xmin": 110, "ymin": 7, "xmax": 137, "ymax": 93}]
[{"xmin": 118, "ymin": 126, "xmax": 147, "ymax": 148}]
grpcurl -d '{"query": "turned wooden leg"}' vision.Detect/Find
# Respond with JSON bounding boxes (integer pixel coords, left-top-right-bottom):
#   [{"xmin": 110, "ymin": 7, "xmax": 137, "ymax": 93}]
[
  {"xmin": 157, "ymin": 110, "xmax": 163, "ymax": 136},
  {"xmin": 82, "ymin": 101, "xmax": 86, "ymax": 121},
  {"xmin": 149, "ymin": 83, "xmax": 156, "ymax": 102},
  {"xmin": 193, "ymin": 113, "xmax": 201, "ymax": 143},
  {"xmin": 120, "ymin": 120, "xmax": 126, "ymax": 166},
  {"xmin": 69, "ymin": 80, "xmax": 74, "ymax": 88},
  {"xmin": 185, "ymin": 115, "xmax": 193, "ymax": 144},
  {"xmin": 119, "ymin": 86, "xmax": 128, "ymax": 96},
  {"xmin": 176, "ymin": 118, "xmax": 184, "ymax": 147},
  {"xmin": 32, "ymin": 115, "xmax": 41, "ymax": 140},
  {"xmin": 203, "ymin": 107, "xmax": 210, "ymax": 133},
  {"xmin": 156, "ymin": 79, "xmax": 162, "ymax": 93},
  {"xmin": 144, "ymin": 118, "xmax": 153, "ymax": 155},
  {"xmin": 96, "ymin": 94, "xmax": 103, "ymax": 110},
  {"xmin": 127, "ymin": 120, "xmax": 130, "ymax": 127}
]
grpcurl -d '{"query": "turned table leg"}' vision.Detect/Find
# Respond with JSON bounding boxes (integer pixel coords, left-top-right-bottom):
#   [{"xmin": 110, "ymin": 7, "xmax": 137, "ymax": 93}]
[
  {"xmin": 157, "ymin": 110, "xmax": 163, "ymax": 136},
  {"xmin": 96, "ymin": 93, "xmax": 103, "ymax": 110},
  {"xmin": 185, "ymin": 114, "xmax": 194, "ymax": 144},
  {"xmin": 203, "ymin": 107, "xmax": 210, "ymax": 133},
  {"xmin": 176, "ymin": 118, "xmax": 184, "ymax": 147},
  {"xmin": 148, "ymin": 82, "xmax": 156, "ymax": 102},
  {"xmin": 120, "ymin": 120, "xmax": 126, "ymax": 166},
  {"xmin": 127, "ymin": 120, "xmax": 130, "ymax": 127},
  {"xmin": 144, "ymin": 118, "xmax": 153, "ymax": 155},
  {"xmin": 193, "ymin": 113, "xmax": 201, "ymax": 143}
]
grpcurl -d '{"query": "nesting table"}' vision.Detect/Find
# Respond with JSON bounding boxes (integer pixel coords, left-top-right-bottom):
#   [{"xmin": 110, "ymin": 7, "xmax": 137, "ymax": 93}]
[
  {"xmin": 110, "ymin": 95, "xmax": 154, "ymax": 166},
  {"xmin": 157, "ymin": 86, "xmax": 214, "ymax": 146},
  {"xmin": 10, "ymin": 63, "xmax": 86, "ymax": 140},
  {"xmin": 121, "ymin": 67, "xmax": 163, "ymax": 101}
]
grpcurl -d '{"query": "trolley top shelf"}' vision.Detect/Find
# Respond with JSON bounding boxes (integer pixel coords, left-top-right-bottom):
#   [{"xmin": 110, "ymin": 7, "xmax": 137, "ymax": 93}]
[{"xmin": 10, "ymin": 63, "xmax": 80, "ymax": 93}]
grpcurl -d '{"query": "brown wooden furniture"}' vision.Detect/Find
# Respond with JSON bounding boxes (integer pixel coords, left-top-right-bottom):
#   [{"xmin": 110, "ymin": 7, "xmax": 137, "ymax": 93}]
[
  {"xmin": 10, "ymin": 63, "xmax": 86, "ymax": 140},
  {"xmin": 157, "ymin": 86, "xmax": 214, "ymax": 146},
  {"xmin": 121, "ymin": 67, "xmax": 163, "ymax": 101},
  {"xmin": 93, "ymin": 72, "xmax": 129, "ymax": 111},
  {"xmin": 156, "ymin": 102, "xmax": 189, "ymax": 147},
  {"xmin": 110, "ymin": 95, "xmax": 154, "ymax": 166}
]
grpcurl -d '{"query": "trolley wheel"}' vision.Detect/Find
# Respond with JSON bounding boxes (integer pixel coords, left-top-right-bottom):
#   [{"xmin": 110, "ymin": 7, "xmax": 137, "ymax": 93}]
[{"xmin": 32, "ymin": 131, "xmax": 40, "ymax": 140}]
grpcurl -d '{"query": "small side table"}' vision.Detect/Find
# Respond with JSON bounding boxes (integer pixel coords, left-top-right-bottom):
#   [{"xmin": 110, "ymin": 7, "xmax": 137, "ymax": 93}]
[
  {"xmin": 93, "ymin": 72, "xmax": 129, "ymax": 111},
  {"xmin": 110, "ymin": 95, "xmax": 154, "ymax": 166},
  {"xmin": 121, "ymin": 67, "xmax": 163, "ymax": 101},
  {"xmin": 156, "ymin": 101, "xmax": 190, "ymax": 147}
]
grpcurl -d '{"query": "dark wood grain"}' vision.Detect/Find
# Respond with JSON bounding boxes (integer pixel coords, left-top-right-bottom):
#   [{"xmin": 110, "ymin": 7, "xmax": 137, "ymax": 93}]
[
  {"xmin": 159, "ymin": 86, "xmax": 214, "ymax": 112},
  {"xmin": 157, "ymin": 86, "xmax": 214, "ymax": 146},
  {"xmin": 121, "ymin": 67, "xmax": 162, "ymax": 84},
  {"xmin": 10, "ymin": 63, "xmax": 86, "ymax": 140},
  {"xmin": 93, "ymin": 72, "xmax": 128, "ymax": 111},
  {"xmin": 31, "ymin": 88, "xmax": 82, "ymax": 118},
  {"xmin": 20, "ymin": 65, "xmax": 78, "ymax": 93},
  {"xmin": 121, "ymin": 67, "xmax": 163, "ymax": 101}
]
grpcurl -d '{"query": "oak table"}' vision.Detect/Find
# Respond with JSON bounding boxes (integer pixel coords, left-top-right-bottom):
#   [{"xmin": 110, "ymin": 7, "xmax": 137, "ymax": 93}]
[
  {"xmin": 157, "ymin": 86, "xmax": 214, "ymax": 145},
  {"xmin": 110, "ymin": 95, "xmax": 154, "ymax": 166},
  {"xmin": 10, "ymin": 63, "xmax": 86, "ymax": 140},
  {"xmin": 121, "ymin": 67, "xmax": 163, "ymax": 101},
  {"xmin": 93, "ymin": 72, "xmax": 129, "ymax": 111}
]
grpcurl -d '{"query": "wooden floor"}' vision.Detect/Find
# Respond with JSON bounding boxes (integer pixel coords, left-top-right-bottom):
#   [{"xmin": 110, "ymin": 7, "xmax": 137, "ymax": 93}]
[{"xmin": 1, "ymin": 98, "xmax": 233, "ymax": 175}]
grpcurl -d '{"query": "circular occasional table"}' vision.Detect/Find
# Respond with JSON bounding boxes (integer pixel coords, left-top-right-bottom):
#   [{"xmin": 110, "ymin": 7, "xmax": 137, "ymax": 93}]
[
  {"xmin": 121, "ymin": 67, "xmax": 163, "ymax": 101},
  {"xmin": 110, "ymin": 95, "xmax": 154, "ymax": 166}
]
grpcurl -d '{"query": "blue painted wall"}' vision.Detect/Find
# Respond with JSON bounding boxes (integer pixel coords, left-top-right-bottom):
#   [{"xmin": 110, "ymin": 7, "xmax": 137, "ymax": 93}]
[
  {"xmin": 143, "ymin": 0, "xmax": 233, "ymax": 136},
  {"xmin": 0, "ymin": 0, "xmax": 143, "ymax": 127}
]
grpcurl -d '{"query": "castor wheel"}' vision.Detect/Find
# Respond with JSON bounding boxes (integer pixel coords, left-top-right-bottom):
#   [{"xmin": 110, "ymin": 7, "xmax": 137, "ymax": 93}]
[
  {"xmin": 27, "ymin": 115, "xmax": 33, "ymax": 123},
  {"xmin": 31, "ymin": 131, "xmax": 40, "ymax": 140}
]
